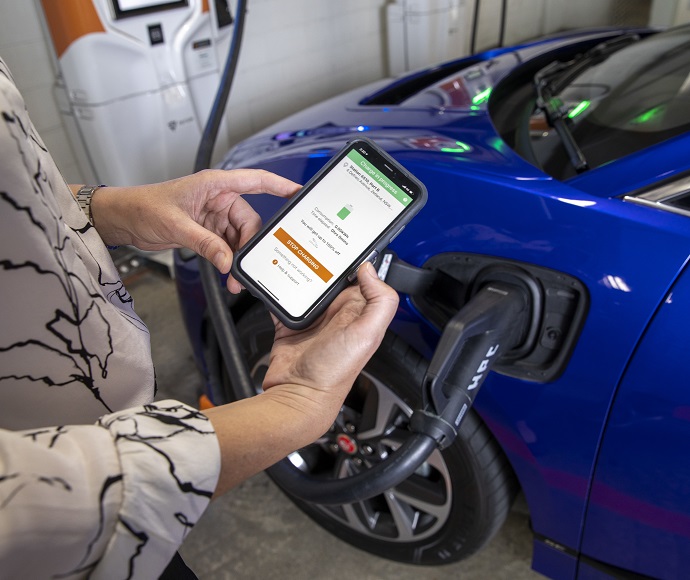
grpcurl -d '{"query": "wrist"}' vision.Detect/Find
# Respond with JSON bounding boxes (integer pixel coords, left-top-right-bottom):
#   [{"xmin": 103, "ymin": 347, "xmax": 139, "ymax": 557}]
[
  {"xmin": 76, "ymin": 184, "xmax": 106, "ymax": 227},
  {"xmin": 76, "ymin": 185, "xmax": 122, "ymax": 249},
  {"xmin": 88, "ymin": 185, "xmax": 135, "ymax": 247},
  {"xmin": 261, "ymin": 385, "xmax": 345, "ymax": 441},
  {"xmin": 203, "ymin": 388, "xmax": 343, "ymax": 469}
]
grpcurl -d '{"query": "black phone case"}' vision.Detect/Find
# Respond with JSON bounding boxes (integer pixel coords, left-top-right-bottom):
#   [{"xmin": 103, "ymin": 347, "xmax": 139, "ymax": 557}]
[{"xmin": 231, "ymin": 137, "xmax": 428, "ymax": 329}]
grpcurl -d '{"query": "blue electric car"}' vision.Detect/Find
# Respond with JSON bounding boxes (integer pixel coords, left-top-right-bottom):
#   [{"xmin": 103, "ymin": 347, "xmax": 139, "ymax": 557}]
[{"xmin": 175, "ymin": 23, "xmax": 690, "ymax": 579}]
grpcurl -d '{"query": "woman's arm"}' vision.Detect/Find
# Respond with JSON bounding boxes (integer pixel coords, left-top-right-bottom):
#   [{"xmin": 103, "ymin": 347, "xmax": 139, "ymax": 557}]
[
  {"xmin": 204, "ymin": 262, "xmax": 399, "ymax": 496},
  {"xmin": 0, "ymin": 400, "xmax": 219, "ymax": 579},
  {"xmin": 71, "ymin": 169, "xmax": 301, "ymax": 292},
  {"xmin": 0, "ymin": 263, "xmax": 398, "ymax": 577}
]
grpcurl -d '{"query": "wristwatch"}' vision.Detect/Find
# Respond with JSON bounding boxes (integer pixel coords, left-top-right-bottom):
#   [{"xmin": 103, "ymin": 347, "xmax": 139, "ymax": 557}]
[{"xmin": 76, "ymin": 184, "xmax": 106, "ymax": 226}]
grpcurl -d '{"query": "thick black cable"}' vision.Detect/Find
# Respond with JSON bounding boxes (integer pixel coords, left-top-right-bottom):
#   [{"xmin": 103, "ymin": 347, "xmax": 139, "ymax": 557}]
[
  {"xmin": 498, "ymin": 0, "xmax": 508, "ymax": 48},
  {"xmin": 194, "ymin": 0, "xmax": 248, "ymax": 174},
  {"xmin": 268, "ymin": 435, "xmax": 438, "ymax": 506},
  {"xmin": 470, "ymin": 0, "xmax": 481, "ymax": 54},
  {"xmin": 196, "ymin": 0, "xmax": 255, "ymax": 403},
  {"xmin": 471, "ymin": 0, "xmax": 509, "ymax": 53}
]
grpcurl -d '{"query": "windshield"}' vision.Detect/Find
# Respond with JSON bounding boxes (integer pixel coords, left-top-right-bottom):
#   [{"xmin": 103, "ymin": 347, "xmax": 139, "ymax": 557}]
[{"xmin": 515, "ymin": 26, "xmax": 690, "ymax": 180}]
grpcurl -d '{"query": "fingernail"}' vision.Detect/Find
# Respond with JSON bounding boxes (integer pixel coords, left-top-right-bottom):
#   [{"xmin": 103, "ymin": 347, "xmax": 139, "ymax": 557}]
[
  {"xmin": 214, "ymin": 252, "xmax": 228, "ymax": 271},
  {"xmin": 361, "ymin": 262, "xmax": 376, "ymax": 278}
]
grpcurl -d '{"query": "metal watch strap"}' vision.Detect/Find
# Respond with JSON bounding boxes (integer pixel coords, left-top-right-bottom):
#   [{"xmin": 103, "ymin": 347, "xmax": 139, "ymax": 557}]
[{"xmin": 76, "ymin": 184, "xmax": 106, "ymax": 226}]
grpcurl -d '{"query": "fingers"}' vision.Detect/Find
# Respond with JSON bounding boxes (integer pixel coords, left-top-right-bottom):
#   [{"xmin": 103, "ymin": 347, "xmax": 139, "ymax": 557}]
[
  {"xmin": 195, "ymin": 170, "xmax": 297, "ymax": 269},
  {"xmin": 177, "ymin": 169, "xmax": 300, "ymax": 295},
  {"xmin": 202, "ymin": 169, "xmax": 301, "ymax": 264},
  {"xmin": 205, "ymin": 168, "xmax": 301, "ymax": 199},
  {"xmin": 225, "ymin": 275, "xmax": 244, "ymax": 295},
  {"xmin": 177, "ymin": 219, "xmax": 233, "ymax": 273},
  {"xmin": 221, "ymin": 195, "xmax": 262, "ymax": 249},
  {"xmin": 257, "ymin": 169, "xmax": 302, "ymax": 198}
]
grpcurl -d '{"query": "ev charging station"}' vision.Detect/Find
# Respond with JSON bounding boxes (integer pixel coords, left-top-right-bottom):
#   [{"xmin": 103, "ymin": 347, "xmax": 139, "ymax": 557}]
[{"xmin": 39, "ymin": 0, "xmax": 234, "ymax": 186}]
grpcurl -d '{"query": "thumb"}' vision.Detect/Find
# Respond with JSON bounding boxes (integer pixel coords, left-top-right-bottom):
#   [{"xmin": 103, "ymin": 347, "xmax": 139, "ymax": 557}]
[{"xmin": 354, "ymin": 262, "xmax": 399, "ymax": 328}]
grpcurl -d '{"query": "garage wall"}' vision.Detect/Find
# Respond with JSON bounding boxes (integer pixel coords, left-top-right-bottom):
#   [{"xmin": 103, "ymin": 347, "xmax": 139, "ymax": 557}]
[
  {"xmin": 0, "ymin": 0, "xmax": 389, "ymax": 184},
  {"xmin": 0, "ymin": 2, "xmax": 82, "ymax": 182},
  {"xmin": 471, "ymin": 0, "xmax": 654, "ymax": 52},
  {"xmin": 0, "ymin": 0, "xmax": 660, "ymax": 185},
  {"xmin": 226, "ymin": 0, "xmax": 389, "ymax": 150}
]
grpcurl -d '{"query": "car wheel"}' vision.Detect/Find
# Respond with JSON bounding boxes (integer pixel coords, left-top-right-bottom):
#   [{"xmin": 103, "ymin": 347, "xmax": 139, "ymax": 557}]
[{"xmin": 230, "ymin": 303, "xmax": 520, "ymax": 565}]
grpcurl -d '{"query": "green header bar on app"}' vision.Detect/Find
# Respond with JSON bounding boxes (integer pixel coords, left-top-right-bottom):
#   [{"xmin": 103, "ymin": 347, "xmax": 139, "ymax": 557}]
[{"xmin": 347, "ymin": 149, "xmax": 412, "ymax": 207}]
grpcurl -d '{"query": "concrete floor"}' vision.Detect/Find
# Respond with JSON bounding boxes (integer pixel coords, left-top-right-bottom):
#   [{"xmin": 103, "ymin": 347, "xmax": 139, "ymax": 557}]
[{"xmin": 126, "ymin": 265, "xmax": 542, "ymax": 580}]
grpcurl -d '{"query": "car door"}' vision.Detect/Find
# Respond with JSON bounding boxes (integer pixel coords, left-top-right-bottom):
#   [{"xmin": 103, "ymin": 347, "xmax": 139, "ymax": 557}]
[{"xmin": 579, "ymin": 258, "xmax": 690, "ymax": 579}]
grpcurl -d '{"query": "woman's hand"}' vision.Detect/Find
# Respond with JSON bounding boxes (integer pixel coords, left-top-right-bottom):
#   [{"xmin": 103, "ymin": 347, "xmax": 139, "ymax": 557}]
[
  {"xmin": 88, "ymin": 169, "xmax": 301, "ymax": 292},
  {"xmin": 203, "ymin": 263, "xmax": 399, "ymax": 496},
  {"xmin": 261, "ymin": 262, "xmax": 399, "ymax": 438}
]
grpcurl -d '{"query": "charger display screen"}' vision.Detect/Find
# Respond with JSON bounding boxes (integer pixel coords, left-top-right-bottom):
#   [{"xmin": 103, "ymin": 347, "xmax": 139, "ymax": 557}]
[{"xmin": 111, "ymin": 0, "xmax": 188, "ymax": 19}]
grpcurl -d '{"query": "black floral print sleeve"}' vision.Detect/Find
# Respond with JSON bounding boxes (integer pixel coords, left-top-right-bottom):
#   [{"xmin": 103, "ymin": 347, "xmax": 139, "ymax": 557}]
[
  {"xmin": 0, "ymin": 58, "xmax": 221, "ymax": 578},
  {"xmin": 0, "ymin": 401, "xmax": 219, "ymax": 578}
]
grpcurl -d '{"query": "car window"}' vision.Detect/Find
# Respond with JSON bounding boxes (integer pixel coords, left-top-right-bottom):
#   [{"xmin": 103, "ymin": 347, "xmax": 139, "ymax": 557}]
[
  {"xmin": 520, "ymin": 26, "xmax": 690, "ymax": 180},
  {"xmin": 624, "ymin": 172, "xmax": 690, "ymax": 218}
]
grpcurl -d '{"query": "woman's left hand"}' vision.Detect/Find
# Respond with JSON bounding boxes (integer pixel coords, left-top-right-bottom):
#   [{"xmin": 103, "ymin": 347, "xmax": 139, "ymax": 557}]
[{"xmin": 88, "ymin": 169, "xmax": 300, "ymax": 292}]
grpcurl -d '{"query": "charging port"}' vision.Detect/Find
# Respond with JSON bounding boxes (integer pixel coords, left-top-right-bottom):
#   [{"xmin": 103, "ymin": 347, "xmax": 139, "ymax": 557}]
[{"xmin": 386, "ymin": 252, "xmax": 588, "ymax": 383}]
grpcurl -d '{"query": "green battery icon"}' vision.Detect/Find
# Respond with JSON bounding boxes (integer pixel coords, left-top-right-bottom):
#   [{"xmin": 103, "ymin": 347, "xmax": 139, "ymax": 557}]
[{"xmin": 337, "ymin": 204, "xmax": 353, "ymax": 220}]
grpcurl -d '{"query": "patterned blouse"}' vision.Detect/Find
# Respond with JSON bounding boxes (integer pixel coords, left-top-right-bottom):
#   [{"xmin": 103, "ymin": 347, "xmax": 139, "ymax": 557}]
[{"xmin": 0, "ymin": 58, "xmax": 220, "ymax": 578}]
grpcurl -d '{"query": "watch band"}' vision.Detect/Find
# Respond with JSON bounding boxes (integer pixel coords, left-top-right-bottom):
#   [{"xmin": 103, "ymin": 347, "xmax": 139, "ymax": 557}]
[{"xmin": 76, "ymin": 184, "xmax": 106, "ymax": 226}]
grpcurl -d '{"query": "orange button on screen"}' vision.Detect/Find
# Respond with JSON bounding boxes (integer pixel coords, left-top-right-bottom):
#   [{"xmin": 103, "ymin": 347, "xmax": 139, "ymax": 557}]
[{"xmin": 273, "ymin": 227, "xmax": 333, "ymax": 282}]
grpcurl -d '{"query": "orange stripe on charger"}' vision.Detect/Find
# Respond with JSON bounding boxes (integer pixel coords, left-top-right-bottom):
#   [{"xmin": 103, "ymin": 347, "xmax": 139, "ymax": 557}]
[
  {"xmin": 202, "ymin": 0, "xmax": 210, "ymax": 12},
  {"xmin": 198, "ymin": 394, "xmax": 215, "ymax": 410},
  {"xmin": 41, "ymin": 0, "xmax": 105, "ymax": 58}
]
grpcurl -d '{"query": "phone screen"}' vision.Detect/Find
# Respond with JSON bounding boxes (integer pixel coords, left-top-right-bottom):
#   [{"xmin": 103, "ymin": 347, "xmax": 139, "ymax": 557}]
[{"xmin": 237, "ymin": 141, "xmax": 422, "ymax": 319}]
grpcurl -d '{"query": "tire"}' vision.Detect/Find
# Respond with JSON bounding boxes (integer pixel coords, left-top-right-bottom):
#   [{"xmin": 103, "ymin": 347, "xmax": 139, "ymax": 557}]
[{"xmin": 230, "ymin": 303, "xmax": 520, "ymax": 565}]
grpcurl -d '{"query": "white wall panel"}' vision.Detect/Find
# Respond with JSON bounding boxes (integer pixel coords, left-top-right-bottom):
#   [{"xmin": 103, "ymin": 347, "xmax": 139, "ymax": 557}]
[{"xmin": 0, "ymin": 0, "xmax": 81, "ymax": 182}]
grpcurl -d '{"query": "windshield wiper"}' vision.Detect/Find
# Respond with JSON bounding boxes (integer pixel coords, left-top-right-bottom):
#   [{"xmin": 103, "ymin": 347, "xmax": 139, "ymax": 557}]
[{"xmin": 533, "ymin": 33, "xmax": 641, "ymax": 174}]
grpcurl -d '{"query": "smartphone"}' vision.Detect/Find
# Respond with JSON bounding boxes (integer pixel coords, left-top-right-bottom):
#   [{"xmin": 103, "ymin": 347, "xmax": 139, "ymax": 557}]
[{"xmin": 231, "ymin": 138, "xmax": 428, "ymax": 329}]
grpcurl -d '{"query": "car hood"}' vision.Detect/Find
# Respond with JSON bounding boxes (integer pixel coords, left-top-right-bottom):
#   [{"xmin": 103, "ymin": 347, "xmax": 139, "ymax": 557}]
[{"xmin": 219, "ymin": 27, "xmax": 647, "ymax": 183}]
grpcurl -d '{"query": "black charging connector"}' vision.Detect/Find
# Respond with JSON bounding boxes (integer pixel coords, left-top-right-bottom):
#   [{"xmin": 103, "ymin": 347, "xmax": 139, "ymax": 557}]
[{"xmin": 410, "ymin": 281, "xmax": 530, "ymax": 449}]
